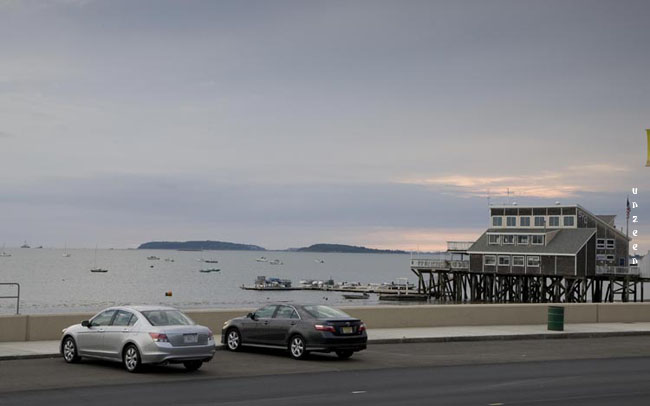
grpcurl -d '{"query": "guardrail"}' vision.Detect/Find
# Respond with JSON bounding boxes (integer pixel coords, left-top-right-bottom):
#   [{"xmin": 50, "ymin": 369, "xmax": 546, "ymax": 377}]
[{"xmin": 0, "ymin": 283, "xmax": 20, "ymax": 314}]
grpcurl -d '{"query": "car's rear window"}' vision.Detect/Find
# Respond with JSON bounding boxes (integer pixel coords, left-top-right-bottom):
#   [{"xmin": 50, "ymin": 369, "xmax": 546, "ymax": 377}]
[
  {"xmin": 303, "ymin": 305, "xmax": 350, "ymax": 319},
  {"xmin": 141, "ymin": 310, "xmax": 194, "ymax": 326}
]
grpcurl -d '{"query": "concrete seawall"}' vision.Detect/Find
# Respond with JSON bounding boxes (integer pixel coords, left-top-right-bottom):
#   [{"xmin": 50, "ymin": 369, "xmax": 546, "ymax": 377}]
[{"xmin": 1, "ymin": 303, "xmax": 649, "ymax": 342}]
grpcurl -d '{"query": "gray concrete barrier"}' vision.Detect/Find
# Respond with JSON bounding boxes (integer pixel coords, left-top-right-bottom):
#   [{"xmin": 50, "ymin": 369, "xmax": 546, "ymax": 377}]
[{"xmin": 0, "ymin": 303, "xmax": 647, "ymax": 342}]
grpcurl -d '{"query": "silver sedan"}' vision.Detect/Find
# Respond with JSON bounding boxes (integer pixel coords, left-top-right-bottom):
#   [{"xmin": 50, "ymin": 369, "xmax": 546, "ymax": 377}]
[{"xmin": 60, "ymin": 305, "xmax": 216, "ymax": 372}]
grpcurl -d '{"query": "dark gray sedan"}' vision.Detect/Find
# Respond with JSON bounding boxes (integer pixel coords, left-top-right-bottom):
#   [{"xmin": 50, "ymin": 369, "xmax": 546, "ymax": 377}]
[{"xmin": 221, "ymin": 304, "xmax": 367, "ymax": 359}]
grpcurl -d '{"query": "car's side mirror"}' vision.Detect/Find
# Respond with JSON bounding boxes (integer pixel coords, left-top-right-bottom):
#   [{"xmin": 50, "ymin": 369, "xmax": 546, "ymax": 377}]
[
  {"xmin": 81, "ymin": 320, "xmax": 90, "ymax": 328},
  {"xmin": 247, "ymin": 312, "xmax": 256, "ymax": 320}
]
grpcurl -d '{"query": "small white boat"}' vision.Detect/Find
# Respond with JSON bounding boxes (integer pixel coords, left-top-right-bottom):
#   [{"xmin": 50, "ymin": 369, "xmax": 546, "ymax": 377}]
[
  {"xmin": 314, "ymin": 259, "xmax": 325, "ymax": 264},
  {"xmin": 90, "ymin": 268, "xmax": 108, "ymax": 273},
  {"xmin": 204, "ymin": 259, "xmax": 219, "ymax": 264},
  {"xmin": 62, "ymin": 243, "xmax": 71, "ymax": 257},
  {"xmin": 164, "ymin": 258, "xmax": 175, "ymax": 262},
  {"xmin": 147, "ymin": 256, "xmax": 160, "ymax": 260},
  {"xmin": 269, "ymin": 259, "xmax": 283, "ymax": 265},
  {"xmin": 62, "ymin": 253, "xmax": 71, "ymax": 258},
  {"xmin": 0, "ymin": 244, "xmax": 11, "ymax": 257},
  {"xmin": 20, "ymin": 241, "xmax": 30, "ymax": 249},
  {"xmin": 255, "ymin": 256, "xmax": 268, "ymax": 262}
]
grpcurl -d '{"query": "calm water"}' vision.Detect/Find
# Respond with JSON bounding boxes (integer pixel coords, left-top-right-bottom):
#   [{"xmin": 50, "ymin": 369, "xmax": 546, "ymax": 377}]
[{"xmin": 0, "ymin": 248, "xmax": 414, "ymax": 314}]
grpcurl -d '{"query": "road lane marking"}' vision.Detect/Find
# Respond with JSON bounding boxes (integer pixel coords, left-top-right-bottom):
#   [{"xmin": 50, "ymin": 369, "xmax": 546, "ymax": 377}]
[{"xmin": 352, "ymin": 391, "xmax": 367, "ymax": 394}]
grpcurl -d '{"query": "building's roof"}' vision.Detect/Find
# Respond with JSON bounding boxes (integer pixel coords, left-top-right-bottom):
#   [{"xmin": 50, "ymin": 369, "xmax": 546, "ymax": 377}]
[
  {"xmin": 596, "ymin": 215, "xmax": 616, "ymax": 226},
  {"xmin": 467, "ymin": 228, "xmax": 596, "ymax": 255},
  {"xmin": 489, "ymin": 203, "xmax": 628, "ymax": 240}
]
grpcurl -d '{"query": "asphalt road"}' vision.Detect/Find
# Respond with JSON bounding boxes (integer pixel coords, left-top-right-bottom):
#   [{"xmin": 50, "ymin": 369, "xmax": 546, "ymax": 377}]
[{"xmin": 1, "ymin": 336, "xmax": 650, "ymax": 405}]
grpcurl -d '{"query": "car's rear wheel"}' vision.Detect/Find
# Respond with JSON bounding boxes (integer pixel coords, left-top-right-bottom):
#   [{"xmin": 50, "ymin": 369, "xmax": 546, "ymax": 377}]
[
  {"xmin": 289, "ymin": 335, "xmax": 308, "ymax": 360},
  {"xmin": 123, "ymin": 344, "xmax": 142, "ymax": 373},
  {"xmin": 336, "ymin": 350, "xmax": 354, "ymax": 359},
  {"xmin": 62, "ymin": 336, "xmax": 81, "ymax": 363},
  {"xmin": 226, "ymin": 328, "xmax": 242, "ymax": 351},
  {"xmin": 183, "ymin": 361, "xmax": 203, "ymax": 371}
]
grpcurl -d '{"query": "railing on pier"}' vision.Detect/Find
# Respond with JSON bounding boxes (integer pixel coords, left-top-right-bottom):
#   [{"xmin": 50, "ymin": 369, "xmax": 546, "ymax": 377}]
[
  {"xmin": 410, "ymin": 259, "xmax": 469, "ymax": 270},
  {"xmin": 446, "ymin": 241, "xmax": 474, "ymax": 252},
  {"xmin": 0, "ymin": 283, "xmax": 20, "ymax": 315},
  {"xmin": 596, "ymin": 266, "xmax": 640, "ymax": 276}
]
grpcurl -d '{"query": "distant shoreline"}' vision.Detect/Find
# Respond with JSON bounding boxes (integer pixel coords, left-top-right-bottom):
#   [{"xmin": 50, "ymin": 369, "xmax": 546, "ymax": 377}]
[{"xmin": 138, "ymin": 241, "xmax": 410, "ymax": 254}]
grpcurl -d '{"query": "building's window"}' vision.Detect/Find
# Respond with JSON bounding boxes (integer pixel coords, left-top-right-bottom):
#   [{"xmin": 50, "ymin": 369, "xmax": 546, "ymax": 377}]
[
  {"xmin": 596, "ymin": 239, "xmax": 606, "ymax": 249},
  {"xmin": 492, "ymin": 217, "xmax": 503, "ymax": 227},
  {"xmin": 517, "ymin": 235, "xmax": 529, "ymax": 245},
  {"xmin": 488, "ymin": 235, "xmax": 500, "ymax": 245},
  {"xmin": 563, "ymin": 216, "xmax": 575, "ymax": 227},
  {"xmin": 532, "ymin": 235, "xmax": 545, "ymax": 245},
  {"xmin": 534, "ymin": 216, "xmax": 545, "ymax": 227},
  {"xmin": 606, "ymin": 255, "xmax": 615, "ymax": 262},
  {"xmin": 527, "ymin": 256, "xmax": 540, "ymax": 267},
  {"xmin": 502, "ymin": 235, "xmax": 515, "ymax": 244},
  {"xmin": 596, "ymin": 254, "xmax": 607, "ymax": 261},
  {"xmin": 548, "ymin": 216, "xmax": 560, "ymax": 227},
  {"xmin": 484, "ymin": 255, "xmax": 496, "ymax": 266},
  {"xmin": 506, "ymin": 216, "xmax": 516, "ymax": 227},
  {"xmin": 513, "ymin": 256, "xmax": 525, "ymax": 266},
  {"xmin": 520, "ymin": 217, "xmax": 531, "ymax": 227},
  {"xmin": 498, "ymin": 256, "xmax": 510, "ymax": 266},
  {"xmin": 606, "ymin": 239, "xmax": 615, "ymax": 249}
]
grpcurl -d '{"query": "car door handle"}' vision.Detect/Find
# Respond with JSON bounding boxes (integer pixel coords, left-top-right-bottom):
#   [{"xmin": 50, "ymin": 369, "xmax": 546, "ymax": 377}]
[
  {"xmin": 122, "ymin": 328, "xmax": 130, "ymax": 332},
  {"xmin": 263, "ymin": 321, "xmax": 269, "ymax": 325},
  {"xmin": 290, "ymin": 322, "xmax": 297, "ymax": 325}
]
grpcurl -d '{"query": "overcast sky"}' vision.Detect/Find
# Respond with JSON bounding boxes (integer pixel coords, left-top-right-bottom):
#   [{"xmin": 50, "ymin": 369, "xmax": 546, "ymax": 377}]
[{"xmin": 1, "ymin": 0, "xmax": 649, "ymax": 251}]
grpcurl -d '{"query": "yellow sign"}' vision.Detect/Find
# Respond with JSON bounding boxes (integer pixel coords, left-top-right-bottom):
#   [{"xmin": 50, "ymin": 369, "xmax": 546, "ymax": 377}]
[{"xmin": 647, "ymin": 129, "xmax": 650, "ymax": 167}]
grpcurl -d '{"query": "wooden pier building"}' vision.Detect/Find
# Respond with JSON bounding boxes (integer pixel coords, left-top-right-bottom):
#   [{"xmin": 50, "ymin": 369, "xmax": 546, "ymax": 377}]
[{"xmin": 410, "ymin": 204, "xmax": 646, "ymax": 303}]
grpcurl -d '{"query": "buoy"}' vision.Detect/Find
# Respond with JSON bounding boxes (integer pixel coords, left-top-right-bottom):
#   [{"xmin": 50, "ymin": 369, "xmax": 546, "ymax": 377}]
[
  {"xmin": 150, "ymin": 265, "xmax": 154, "ymax": 268},
  {"xmin": 165, "ymin": 291, "xmax": 172, "ymax": 297}
]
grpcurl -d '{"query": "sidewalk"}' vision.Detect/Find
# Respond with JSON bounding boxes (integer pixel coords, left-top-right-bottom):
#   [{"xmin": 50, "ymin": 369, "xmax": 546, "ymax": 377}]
[{"xmin": 2, "ymin": 322, "xmax": 650, "ymax": 361}]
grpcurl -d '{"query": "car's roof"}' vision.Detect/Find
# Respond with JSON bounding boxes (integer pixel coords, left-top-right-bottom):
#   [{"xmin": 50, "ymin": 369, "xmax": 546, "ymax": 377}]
[{"xmin": 104, "ymin": 305, "xmax": 179, "ymax": 312}]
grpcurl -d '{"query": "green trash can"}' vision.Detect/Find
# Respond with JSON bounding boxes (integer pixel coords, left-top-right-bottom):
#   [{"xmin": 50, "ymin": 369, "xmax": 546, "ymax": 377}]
[{"xmin": 548, "ymin": 306, "xmax": 564, "ymax": 331}]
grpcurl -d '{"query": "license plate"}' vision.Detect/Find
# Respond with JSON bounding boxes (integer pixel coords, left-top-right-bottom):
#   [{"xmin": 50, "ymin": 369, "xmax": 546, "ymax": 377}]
[
  {"xmin": 183, "ymin": 334, "xmax": 198, "ymax": 344},
  {"xmin": 341, "ymin": 327, "xmax": 353, "ymax": 334}
]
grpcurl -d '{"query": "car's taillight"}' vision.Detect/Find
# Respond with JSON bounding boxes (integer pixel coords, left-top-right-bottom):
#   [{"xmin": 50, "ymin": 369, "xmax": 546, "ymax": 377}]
[
  {"xmin": 207, "ymin": 330, "xmax": 214, "ymax": 340},
  {"xmin": 358, "ymin": 323, "xmax": 366, "ymax": 333},
  {"xmin": 314, "ymin": 324, "xmax": 336, "ymax": 333},
  {"xmin": 149, "ymin": 332, "xmax": 169, "ymax": 342}
]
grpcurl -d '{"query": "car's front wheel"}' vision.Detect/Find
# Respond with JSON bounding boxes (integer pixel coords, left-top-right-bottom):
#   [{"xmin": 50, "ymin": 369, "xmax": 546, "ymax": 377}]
[
  {"xmin": 226, "ymin": 328, "xmax": 242, "ymax": 351},
  {"xmin": 183, "ymin": 361, "xmax": 203, "ymax": 371},
  {"xmin": 62, "ymin": 336, "xmax": 81, "ymax": 363},
  {"xmin": 289, "ymin": 335, "xmax": 308, "ymax": 360},
  {"xmin": 123, "ymin": 344, "xmax": 142, "ymax": 373},
  {"xmin": 336, "ymin": 350, "xmax": 354, "ymax": 359}
]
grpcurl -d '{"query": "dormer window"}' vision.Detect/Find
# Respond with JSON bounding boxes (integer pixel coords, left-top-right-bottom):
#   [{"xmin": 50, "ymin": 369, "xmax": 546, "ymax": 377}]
[
  {"xmin": 563, "ymin": 216, "xmax": 575, "ymax": 226},
  {"xmin": 532, "ymin": 235, "xmax": 545, "ymax": 245},
  {"xmin": 534, "ymin": 216, "xmax": 545, "ymax": 227},
  {"xmin": 520, "ymin": 217, "xmax": 531, "ymax": 227},
  {"xmin": 488, "ymin": 235, "xmax": 500, "ymax": 245},
  {"xmin": 502, "ymin": 235, "xmax": 515, "ymax": 244},
  {"xmin": 493, "ymin": 217, "xmax": 503, "ymax": 227},
  {"xmin": 506, "ymin": 216, "xmax": 516, "ymax": 227},
  {"xmin": 548, "ymin": 216, "xmax": 560, "ymax": 227}
]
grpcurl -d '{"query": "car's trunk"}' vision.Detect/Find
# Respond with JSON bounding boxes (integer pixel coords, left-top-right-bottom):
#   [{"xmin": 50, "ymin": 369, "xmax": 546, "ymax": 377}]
[
  {"xmin": 160, "ymin": 325, "xmax": 210, "ymax": 346},
  {"xmin": 322, "ymin": 319, "xmax": 363, "ymax": 336}
]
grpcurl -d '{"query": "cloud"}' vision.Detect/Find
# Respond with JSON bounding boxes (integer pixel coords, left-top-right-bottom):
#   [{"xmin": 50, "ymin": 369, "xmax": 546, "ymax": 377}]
[{"xmin": 399, "ymin": 164, "xmax": 633, "ymax": 199}]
